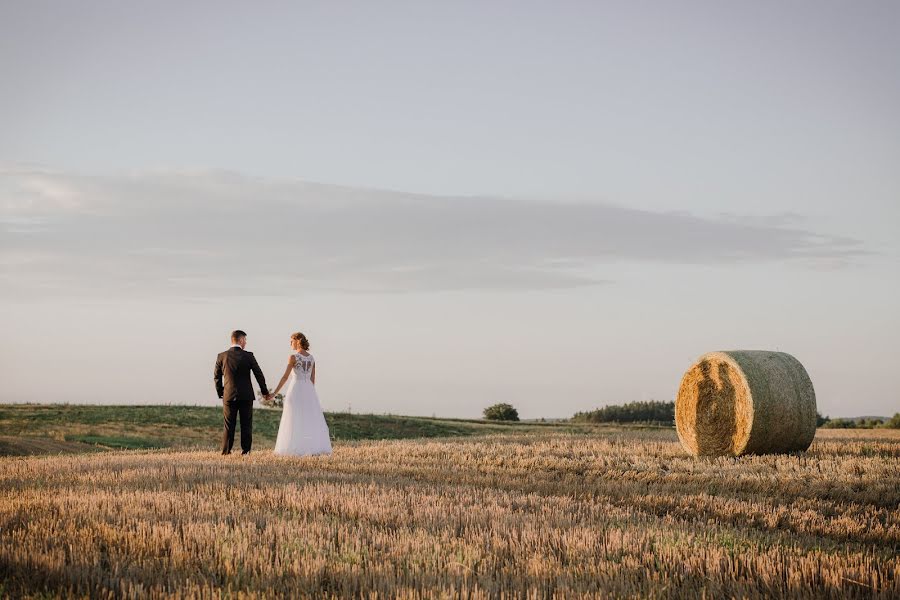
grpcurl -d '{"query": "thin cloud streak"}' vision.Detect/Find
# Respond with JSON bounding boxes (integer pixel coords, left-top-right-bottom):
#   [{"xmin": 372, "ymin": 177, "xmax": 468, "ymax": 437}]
[{"xmin": 0, "ymin": 167, "xmax": 866, "ymax": 297}]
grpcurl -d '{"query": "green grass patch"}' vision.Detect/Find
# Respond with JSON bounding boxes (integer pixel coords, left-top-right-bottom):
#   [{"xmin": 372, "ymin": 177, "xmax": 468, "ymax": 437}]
[
  {"xmin": 0, "ymin": 404, "xmax": 583, "ymax": 456},
  {"xmin": 65, "ymin": 434, "xmax": 167, "ymax": 450}
]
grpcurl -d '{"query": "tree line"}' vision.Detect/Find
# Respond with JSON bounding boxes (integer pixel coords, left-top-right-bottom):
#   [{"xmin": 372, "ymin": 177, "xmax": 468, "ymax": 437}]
[
  {"xmin": 571, "ymin": 404, "xmax": 900, "ymax": 429},
  {"xmin": 819, "ymin": 413, "xmax": 900, "ymax": 429},
  {"xmin": 483, "ymin": 400, "xmax": 900, "ymax": 429},
  {"xmin": 572, "ymin": 401, "xmax": 675, "ymax": 425}
]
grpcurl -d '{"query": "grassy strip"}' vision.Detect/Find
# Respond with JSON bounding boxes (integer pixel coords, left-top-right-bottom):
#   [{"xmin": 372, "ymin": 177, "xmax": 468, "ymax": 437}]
[{"xmin": 0, "ymin": 404, "xmax": 573, "ymax": 455}]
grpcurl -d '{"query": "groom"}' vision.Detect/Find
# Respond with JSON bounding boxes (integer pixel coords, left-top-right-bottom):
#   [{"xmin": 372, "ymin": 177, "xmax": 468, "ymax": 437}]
[{"xmin": 214, "ymin": 330, "xmax": 272, "ymax": 455}]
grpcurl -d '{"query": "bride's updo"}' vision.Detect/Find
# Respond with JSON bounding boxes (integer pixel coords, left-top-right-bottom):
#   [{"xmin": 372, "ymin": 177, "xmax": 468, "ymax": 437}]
[{"xmin": 291, "ymin": 332, "xmax": 310, "ymax": 351}]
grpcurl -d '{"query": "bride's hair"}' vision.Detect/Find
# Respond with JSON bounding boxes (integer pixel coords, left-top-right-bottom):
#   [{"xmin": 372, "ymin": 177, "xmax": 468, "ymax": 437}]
[{"xmin": 291, "ymin": 332, "xmax": 310, "ymax": 351}]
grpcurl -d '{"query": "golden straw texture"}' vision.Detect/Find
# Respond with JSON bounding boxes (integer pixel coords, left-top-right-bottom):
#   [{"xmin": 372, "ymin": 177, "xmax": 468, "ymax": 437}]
[{"xmin": 1, "ymin": 429, "xmax": 898, "ymax": 599}]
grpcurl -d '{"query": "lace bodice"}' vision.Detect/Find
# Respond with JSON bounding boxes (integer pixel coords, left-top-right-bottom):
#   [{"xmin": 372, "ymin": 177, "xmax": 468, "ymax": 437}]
[{"xmin": 292, "ymin": 352, "xmax": 315, "ymax": 382}]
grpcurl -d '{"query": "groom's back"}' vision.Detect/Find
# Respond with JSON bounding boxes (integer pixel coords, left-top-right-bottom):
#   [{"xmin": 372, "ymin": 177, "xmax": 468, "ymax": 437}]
[{"xmin": 217, "ymin": 347, "xmax": 257, "ymax": 402}]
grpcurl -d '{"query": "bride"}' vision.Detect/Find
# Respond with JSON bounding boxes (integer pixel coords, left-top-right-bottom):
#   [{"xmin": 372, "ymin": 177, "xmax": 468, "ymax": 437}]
[{"xmin": 271, "ymin": 332, "xmax": 332, "ymax": 456}]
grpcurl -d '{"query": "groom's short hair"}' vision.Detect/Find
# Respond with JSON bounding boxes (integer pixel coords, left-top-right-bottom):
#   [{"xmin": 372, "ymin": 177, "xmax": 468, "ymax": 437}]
[{"xmin": 231, "ymin": 330, "xmax": 247, "ymax": 342}]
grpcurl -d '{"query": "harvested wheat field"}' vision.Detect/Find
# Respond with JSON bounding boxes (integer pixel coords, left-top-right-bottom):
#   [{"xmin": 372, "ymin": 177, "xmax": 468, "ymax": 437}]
[{"xmin": 1, "ymin": 428, "xmax": 898, "ymax": 599}]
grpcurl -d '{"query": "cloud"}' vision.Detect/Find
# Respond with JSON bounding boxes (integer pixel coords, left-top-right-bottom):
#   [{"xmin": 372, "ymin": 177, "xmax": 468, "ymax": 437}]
[{"xmin": 0, "ymin": 166, "xmax": 866, "ymax": 297}]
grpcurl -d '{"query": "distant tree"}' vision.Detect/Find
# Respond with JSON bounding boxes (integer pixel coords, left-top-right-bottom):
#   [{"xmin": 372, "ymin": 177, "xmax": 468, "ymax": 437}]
[
  {"xmin": 826, "ymin": 418, "xmax": 886, "ymax": 429},
  {"xmin": 483, "ymin": 403, "xmax": 520, "ymax": 421},
  {"xmin": 572, "ymin": 401, "xmax": 675, "ymax": 425},
  {"xmin": 885, "ymin": 413, "xmax": 900, "ymax": 429},
  {"xmin": 816, "ymin": 412, "xmax": 830, "ymax": 427}
]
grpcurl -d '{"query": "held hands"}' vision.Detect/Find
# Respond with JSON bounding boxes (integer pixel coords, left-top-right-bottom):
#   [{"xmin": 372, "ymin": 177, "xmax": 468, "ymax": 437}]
[{"xmin": 257, "ymin": 390, "xmax": 279, "ymax": 407}]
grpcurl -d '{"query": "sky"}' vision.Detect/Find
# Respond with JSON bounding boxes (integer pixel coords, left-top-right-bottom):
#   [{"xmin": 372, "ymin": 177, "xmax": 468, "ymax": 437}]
[{"xmin": 1, "ymin": 1, "xmax": 898, "ymax": 418}]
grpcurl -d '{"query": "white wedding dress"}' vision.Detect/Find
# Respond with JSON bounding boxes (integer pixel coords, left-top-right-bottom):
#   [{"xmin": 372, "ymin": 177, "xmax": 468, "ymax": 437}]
[{"xmin": 274, "ymin": 352, "xmax": 332, "ymax": 456}]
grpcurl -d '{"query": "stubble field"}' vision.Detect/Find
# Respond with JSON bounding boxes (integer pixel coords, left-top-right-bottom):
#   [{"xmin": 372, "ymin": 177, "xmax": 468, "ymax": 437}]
[{"xmin": 1, "ymin": 427, "xmax": 898, "ymax": 599}]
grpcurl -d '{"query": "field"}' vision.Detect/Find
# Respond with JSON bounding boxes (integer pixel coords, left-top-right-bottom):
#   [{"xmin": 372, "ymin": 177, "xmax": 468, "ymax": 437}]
[
  {"xmin": 0, "ymin": 408, "xmax": 897, "ymax": 598},
  {"xmin": 0, "ymin": 404, "xmax": 561, "ymax": 455}
]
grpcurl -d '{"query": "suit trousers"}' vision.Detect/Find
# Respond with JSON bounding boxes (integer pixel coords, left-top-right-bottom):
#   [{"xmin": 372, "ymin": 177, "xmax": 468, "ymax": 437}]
[{"xmin": 222, "ymin": 400, "xmax": 252, "ymax": 454}]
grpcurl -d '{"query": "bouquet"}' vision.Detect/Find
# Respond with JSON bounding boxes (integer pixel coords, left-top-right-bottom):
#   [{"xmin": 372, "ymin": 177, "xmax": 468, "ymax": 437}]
[{"xmin": 257, "ymin": 391, "xmax": 285, "ymax": 408}]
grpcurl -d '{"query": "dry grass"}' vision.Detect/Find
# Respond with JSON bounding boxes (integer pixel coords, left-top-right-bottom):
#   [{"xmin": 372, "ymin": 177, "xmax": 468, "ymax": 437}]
[
  {"xmin": 1, "ymin": 428, "xmax": 898, "ymax": 599},
  {"xmin": 676, "ymin": 351, "xmax": 817, "ymax": 456}
]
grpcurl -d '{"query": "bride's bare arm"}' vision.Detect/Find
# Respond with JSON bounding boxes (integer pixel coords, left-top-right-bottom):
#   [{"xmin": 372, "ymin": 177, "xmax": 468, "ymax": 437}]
[
  {"xmin": 311, "ymin": 364, "xmax": 316, "ymax": 385},
  {"xmin": 273, "ymin": 355, "xmax": 296, "ymax": 395}
]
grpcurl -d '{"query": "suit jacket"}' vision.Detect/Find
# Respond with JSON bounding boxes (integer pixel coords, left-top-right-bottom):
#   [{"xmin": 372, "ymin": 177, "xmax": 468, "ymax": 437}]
[{"xmin": 214, "ymin": 347, "xmax": 269, "ymax": 403}]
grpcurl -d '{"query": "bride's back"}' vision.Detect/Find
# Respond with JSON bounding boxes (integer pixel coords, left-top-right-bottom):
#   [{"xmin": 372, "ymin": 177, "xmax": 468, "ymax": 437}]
[{"xmin": 293, "ymin": 352, "xmax": 315, "ymax": 381}]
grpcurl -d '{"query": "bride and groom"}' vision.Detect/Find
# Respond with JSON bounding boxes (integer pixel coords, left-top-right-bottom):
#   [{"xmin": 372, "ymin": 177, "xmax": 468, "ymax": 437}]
[{"xmin": 213, "ymin": 329, "xmax": 332, "ymax": 456}]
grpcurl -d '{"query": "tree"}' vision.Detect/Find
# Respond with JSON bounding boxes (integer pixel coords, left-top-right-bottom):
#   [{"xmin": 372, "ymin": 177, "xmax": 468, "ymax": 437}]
[
  {"xmin": 572, "ymin": 401, "xmax": 675, "ymax": 425},
  {"xmin": 885, "ymin": 413, "xmax": 900, "ymax": 429},
  {"xmin": 816, "ymin": 411, "xmax": 830, "ymax": 427},
  {"xmin": 483, "ymin": 403, "xmax": 520, "ymax": 421}
]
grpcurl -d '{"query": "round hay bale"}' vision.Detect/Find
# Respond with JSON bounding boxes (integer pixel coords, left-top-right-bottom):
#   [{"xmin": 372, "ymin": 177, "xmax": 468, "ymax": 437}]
[{"xmin": 675, "ymin": 350, "xmax": 817, "ymax": 456}]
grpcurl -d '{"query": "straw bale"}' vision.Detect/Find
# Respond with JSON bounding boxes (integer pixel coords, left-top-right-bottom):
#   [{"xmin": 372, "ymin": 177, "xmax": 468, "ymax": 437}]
[{"xmin": 675, "ymin": 350, "xmax": 816, "ymax": 456}]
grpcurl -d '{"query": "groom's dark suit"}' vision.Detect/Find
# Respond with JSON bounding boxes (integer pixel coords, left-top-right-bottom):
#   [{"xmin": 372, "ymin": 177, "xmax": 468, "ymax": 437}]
[{"xmin": 214, "ymin": 346, "xmax": 269, "ymax": 454}]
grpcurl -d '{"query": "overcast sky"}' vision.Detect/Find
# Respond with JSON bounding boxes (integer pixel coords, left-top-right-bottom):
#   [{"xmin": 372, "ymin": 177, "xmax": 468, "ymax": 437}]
[{"xmin": 2, "ymin": 1, "xmax": 898, "ymax": 418}]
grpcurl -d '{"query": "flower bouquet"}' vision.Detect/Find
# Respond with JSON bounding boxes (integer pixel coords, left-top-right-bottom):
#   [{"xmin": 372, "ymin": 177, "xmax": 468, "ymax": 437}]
[{"xmin": 257, "ymin": 391, "xmax": 285, "ymax": 409}]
